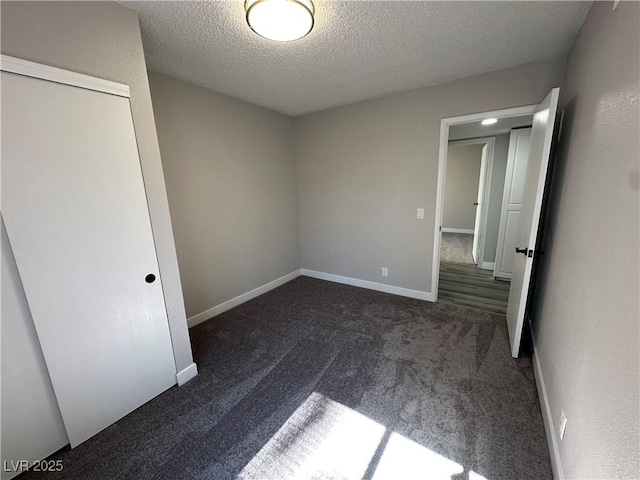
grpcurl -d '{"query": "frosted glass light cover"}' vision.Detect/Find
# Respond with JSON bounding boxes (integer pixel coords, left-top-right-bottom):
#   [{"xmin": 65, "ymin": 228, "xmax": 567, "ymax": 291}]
[{"xmin": 246, "ymin": 0, "xmax": 314, "ymax": 42}]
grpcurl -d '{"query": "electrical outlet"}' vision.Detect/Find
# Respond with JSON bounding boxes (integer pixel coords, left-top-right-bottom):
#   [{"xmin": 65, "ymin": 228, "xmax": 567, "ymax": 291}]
[
  {"xmin": 381, "ymin": 267, "xmax": 388, "ymax": 277},
  {"xmin": 559, "ymin": 410, "xmax": 568, "ymax": 440},
  {"xmin": 417, "ymin": 208, "xmax": 424, "ymax": 219}
]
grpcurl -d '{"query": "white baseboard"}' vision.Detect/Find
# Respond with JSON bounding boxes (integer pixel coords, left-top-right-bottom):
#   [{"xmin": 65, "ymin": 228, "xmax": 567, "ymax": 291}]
[
  {"xmin": 187, "ymin": 270, "xmax": 302, "ymax": 328},
  {"xmin": 186, "ymin": 268, "xmax": 434, "ymax": 329},
  {"xmin": 494, "ymin": 273, "xmax": 512, "ymax": 281},
  {"xmin": 442, "ymin": 228, "xmax": 474, "ymax": 234},
  {"xmin": 301, "ymin": 269, "xmax": 435, "ymax": 302},
  {"xmin": 176, "ymin": 362, "xmax": 198, "ymax": 386},
  {"xmin": 530, "ymin": 324, "xmax": 565, "ymax": 480},
  {"xmin": 479, "ymin": 261, "xmax": 495, "ymax": 271}
]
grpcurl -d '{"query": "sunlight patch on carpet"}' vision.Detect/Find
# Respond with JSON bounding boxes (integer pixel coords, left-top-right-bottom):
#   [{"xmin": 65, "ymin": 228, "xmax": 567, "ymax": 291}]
[
  {"xmin": 372, "ymin": 432, "xmax": 463, "ymax": 479},
  {"xmin": 239, "ymin": 392, "xmax": 481, "ymax": 480},
  {"xmin": 239, "ymin": 392, "xmax": 385, "ymax": 479}
]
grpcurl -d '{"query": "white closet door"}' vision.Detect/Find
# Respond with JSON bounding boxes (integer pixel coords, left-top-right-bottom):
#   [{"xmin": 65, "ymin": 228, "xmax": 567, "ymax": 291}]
[
  {"xmin": 494, "ymin": 128, "xmax": 532, "ymax": 279},
  {"xmin": 1, "ymin": 71, "xmax": 177, "ymax": 447}
]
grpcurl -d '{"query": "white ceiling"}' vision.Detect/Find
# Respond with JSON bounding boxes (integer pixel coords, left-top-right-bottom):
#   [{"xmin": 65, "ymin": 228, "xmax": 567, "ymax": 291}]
[
  {"xmin": 449, "ymin": 115, "xmax": 533, "ymax": 141},
  {"xmin": 122, "ymin": 1, "xmax": 591, "ymax": 117}
]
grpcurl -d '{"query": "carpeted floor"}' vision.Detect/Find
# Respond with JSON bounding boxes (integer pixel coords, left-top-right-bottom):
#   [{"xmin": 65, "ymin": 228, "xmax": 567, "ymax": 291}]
[
  {"xmin": 440, "ymin": 233, "xmax": 475, "ymax": 264},
  {"xmin": 21, "ymin": 277, "xmax": 551, "ymax": 480}
]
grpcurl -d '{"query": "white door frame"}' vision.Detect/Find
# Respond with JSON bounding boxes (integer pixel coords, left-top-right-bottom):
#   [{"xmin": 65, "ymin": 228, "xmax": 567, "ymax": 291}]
[
  {"xmin": 446, "ymin": 137, "xmax": 495, "ymax": 269},
  {"xmin": 0, "ymin": 54, "xmax": 130, "ymax": 98},
  {"xmin": 432, "ymin": 105, "xmax": 538, "ymax": 302}
]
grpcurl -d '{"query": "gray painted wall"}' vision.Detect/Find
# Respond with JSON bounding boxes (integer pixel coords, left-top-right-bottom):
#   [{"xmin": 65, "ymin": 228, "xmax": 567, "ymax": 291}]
[
  {"xmin": 148, "ymin": 73, "xmax": 300, "ymax": 319},
  {"xmin": 0, "ymin": 1, "xmax": 193, "ymax": 373},
  {"xmin": 532, "ymin": 2, "xmax": 639, "ymax": 478},
  {"xmin": 295, "ymin": 58, "xmax": 565, "ymax": 293},
  {"xmin": 443, "ymin": 144, "xmax": 483, "ymax": 231}
]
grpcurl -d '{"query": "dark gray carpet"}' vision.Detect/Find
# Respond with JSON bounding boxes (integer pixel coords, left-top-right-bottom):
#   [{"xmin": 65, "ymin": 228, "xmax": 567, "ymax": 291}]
[
  {"xmin": 20, "ymin": 276, "xmax": 550, "ymax": 480},
  {"xmin": 440, "ymin": 233, "xmax": 475, "ymax": 265}
]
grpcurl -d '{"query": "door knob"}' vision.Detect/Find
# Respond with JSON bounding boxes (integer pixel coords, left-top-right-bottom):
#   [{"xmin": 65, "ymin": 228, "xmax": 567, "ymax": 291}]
[
  {"xmin": 145, "ymin": 274, "xmax": 156, "ymax": 283},
  {"xmin": 515, "ymin": 247, "xmax": 528, "ymax": 255},
  {"xmin": 473, "ymin": 202, "xmax": 479, "ymax": 206}
]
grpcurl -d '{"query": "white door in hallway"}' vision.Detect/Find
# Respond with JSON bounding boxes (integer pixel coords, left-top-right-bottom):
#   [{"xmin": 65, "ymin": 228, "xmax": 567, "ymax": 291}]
[
  {"xmin": 472, "ymin": 144, "xmax": 489, "ymax": 265},
  {"xmin": 1, "ymin": 66, "xmax": 177, "ymax": 447},
  {"xmin": 506, "ymin": 88, "xmax": 560, "ymax": 358},
  {"xmin": 494, "ymin": 128, "xmax": 532, "ymax": 279}
]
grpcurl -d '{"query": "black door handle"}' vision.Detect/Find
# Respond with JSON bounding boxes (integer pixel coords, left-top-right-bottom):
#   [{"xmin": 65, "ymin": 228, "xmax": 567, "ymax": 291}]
[
  {"xmin": 145, "ymin": 274, "xmax": 156, "ymax": 283},
  {"xmin": 515, "ymin": 247, "xmax": 528, "ymax": 255},
  {"xmin": 473, "ymin": 202, "xmax": 479, "ymax": 206}
]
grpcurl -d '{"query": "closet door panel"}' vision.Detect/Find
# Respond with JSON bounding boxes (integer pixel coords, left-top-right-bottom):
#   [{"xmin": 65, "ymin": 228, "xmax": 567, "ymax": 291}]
[
  {"xmin": 1, "ymin": 222, "xmax": 68, "ymax": 480},
  {"xmin": 1, "ymin": 72, "xmax": 176, "ymax": 447}
]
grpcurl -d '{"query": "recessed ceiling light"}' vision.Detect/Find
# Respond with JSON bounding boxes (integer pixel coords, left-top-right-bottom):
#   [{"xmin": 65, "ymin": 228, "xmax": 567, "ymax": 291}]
[
  {"xmin": 245, "ymin": 0, "xmax": 315, "ymax": 42},
  {"xmin": 481, "ymin": 118, "xmax": 498, "ymax": 126}
]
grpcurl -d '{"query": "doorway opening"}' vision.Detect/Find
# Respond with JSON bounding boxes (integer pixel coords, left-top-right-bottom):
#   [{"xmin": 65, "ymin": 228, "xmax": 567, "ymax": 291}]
[
  {"xmin": 434, "ymin": 107, "xmax": 536, "ymax": 315},
  {"xmin": 433, "ymin": 90, "xmax": 560, "ymax": 358},
  {"xmin": 441, "ymin": 137, "xmax": 495, "ymax": 269}
]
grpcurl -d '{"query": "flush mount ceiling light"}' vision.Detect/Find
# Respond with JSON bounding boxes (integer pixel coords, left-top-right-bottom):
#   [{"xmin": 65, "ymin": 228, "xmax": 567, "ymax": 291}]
[
  {"xmin": 481, "ymin": 118, "xmax": 498, "ymax": 126},
  {"xmin": 245, "ymin": 0, "xmax": 314, "ymax": 42}
]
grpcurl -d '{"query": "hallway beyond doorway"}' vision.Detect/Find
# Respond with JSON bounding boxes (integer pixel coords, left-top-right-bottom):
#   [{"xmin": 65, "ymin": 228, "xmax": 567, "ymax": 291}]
[
  {"xmin": 440, "ymin": 232, "xmax": 474, "ymax": 264},
  {"xmin": 438, "ymin": 262, "xmax": 510, "ymax": 315}
]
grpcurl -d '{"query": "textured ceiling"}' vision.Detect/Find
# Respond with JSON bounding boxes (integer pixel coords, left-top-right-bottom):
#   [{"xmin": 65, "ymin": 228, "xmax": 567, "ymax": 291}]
[{"xmin": 122, "ymin": 1, "xmax": 591, "ymax": 116}]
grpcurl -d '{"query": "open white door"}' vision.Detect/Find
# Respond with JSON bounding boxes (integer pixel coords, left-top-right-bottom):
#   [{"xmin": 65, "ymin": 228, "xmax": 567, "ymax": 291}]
[
  {"xmin": 472, "ymin": 144, "xmax": 489, "ymax": 265},
  {"xmin": 506, "ymin": 88, "xmax": 560, "ymax": 358}
]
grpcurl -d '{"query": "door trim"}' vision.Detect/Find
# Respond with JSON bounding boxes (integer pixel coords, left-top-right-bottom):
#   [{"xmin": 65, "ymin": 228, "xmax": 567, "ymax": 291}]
[
  {"xmin": 432, "ymin": 105, "xmax": 537, "ymax": 302},
  {"xmin": 0, "ymin": 54, "xmax": 130, "ymax": 98}
]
